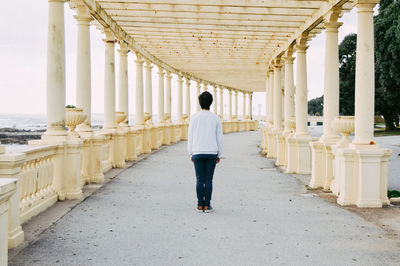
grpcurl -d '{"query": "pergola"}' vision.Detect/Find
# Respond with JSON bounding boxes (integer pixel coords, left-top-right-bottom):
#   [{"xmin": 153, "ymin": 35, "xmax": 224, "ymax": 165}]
[
  {"xmin": 80, "ymin": 0, "xmax": 355, "ymax": 92},
  {"xmin": 0, "ymin": 0, "xmax": 392, "ymax": 262}
]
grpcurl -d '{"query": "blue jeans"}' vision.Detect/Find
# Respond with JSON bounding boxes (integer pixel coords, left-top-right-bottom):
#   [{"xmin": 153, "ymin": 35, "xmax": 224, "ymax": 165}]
[{"xmin": 192, "ymin": 154, "xmax": 218, "ymax": 207}]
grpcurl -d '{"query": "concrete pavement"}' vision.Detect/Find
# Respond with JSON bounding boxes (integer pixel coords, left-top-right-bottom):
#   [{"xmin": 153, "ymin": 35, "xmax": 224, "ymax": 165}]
[{"xmin": 9, "ymin": 130, "xmax": 400, "ymax": 265}]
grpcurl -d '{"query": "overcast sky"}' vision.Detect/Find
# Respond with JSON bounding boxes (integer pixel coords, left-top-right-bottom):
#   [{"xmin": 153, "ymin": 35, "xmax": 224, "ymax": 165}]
[{"xmin": 0, "ymin": 1, "xmax": 358, "ymax": 117}]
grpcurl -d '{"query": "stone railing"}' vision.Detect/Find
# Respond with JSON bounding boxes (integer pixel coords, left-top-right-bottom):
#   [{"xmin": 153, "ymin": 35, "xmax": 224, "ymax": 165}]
[
  {"xmin": 19, "ymin": 145, "xmax": 58, "ymax": 224},
  {"xmin": 0, "ymin": 118, "xmax": 257, "ymax": 254}
]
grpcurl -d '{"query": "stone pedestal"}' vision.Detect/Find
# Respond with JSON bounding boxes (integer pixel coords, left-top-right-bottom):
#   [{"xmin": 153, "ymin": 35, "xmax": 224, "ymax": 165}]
[
  {"xmin": 286, "ymin": 135, "xmax": 298, "ymax": 174},
  {"xmin": 151, "ymin": 126, "xmax": 161, "ymax": 149},
  {"xmin": 143, "ymin": 126, "xmax": 152, "ymax": 154},
  {"xmin": 275, "ymin": 132, "xmax": 286, "ymax": 166},
  {"xmin": 266, "ymin": 129, "xmax": 276, "ymax": 159},
  {"xmin": 310, "ymin": 141, "xmax": 325, "ymax": 188},
  {"xmin": 294, "ymin": 135, "xmax": 311, "ymax": 174},
  {"xmin": 0, "ymin": 178, "xmax": 17, "ymax": 264},
  {"xmin": 114, "ymin": 130, "xmax": 126, "ymax": 168},
  {"xmin": 0, "ymin": 152, "xmax": 25, "ymax": 249},
  {"xmin": 181, "ymin": 123, "xmax": 188, "ymax": 141},
  {"xmin": 125, "ymin": 129, "xmax": 137, "ymax": 161}
]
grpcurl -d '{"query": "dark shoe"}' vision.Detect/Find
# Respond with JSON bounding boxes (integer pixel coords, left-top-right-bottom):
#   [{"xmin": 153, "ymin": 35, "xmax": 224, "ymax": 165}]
[
  {"xmin": 204, "ymin": 206, "xmax": 214, "ymax": 213},
  {"xmin": 197, "ymin": 206, "xmax": 204, "ymax": 213}
]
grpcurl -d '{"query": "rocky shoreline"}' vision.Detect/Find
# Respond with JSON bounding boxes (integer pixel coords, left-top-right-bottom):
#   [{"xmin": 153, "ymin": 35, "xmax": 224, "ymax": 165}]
[{"xmin": 0, "ymin": 128, "xmax": 44, "ymax": 144}]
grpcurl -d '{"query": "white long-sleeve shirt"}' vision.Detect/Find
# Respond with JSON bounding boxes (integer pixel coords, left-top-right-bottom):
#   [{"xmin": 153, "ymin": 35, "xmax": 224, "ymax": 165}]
[{"xmin": 188, "ymin": 110, "xmax": 223, "ymax": 157}]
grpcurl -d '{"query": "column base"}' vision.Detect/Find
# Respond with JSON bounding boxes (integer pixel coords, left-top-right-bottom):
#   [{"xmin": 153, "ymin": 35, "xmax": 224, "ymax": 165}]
[
  {"xmin": 8, "ymin": 226, "xmax": 24, "ymax": 249},
  {"xmin": 64, "ymin": 189, "xmax": 83, "ymax": 200},
  {"xmin": 309, "ymin": 141, "xmax": 325, "ymax": 189}
]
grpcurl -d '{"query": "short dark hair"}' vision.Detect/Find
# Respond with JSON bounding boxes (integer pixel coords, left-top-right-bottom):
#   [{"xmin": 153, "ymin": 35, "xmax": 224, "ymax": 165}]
[{"xmin": 198, "ymin": 91, "xmax": 213, "ymax": 110}]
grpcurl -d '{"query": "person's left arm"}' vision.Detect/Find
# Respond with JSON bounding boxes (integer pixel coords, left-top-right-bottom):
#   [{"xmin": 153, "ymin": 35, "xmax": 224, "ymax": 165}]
[{"xmin": 216, "ymin": 118, "xmax": 223, "ymax": 163}]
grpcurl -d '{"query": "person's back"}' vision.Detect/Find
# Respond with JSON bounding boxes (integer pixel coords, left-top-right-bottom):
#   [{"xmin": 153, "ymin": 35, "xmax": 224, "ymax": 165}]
[
  {"xmin": 188, "ymin": 91, "xmax": 222, "ymax": 213},
  {"xmin": 188, "ymin": 111, "xmax": 222, "ymax": 157}
]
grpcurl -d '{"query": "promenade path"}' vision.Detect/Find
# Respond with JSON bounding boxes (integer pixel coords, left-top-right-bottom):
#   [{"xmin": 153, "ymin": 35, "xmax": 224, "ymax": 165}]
[{"xmin": 9, "ymin": 131, "xmax": 400, "ymax": 265}]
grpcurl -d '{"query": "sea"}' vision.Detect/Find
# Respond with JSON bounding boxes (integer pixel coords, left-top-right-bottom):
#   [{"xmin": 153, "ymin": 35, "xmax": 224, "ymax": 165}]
[{"xmin": 0, "ymin": 113, "xmax": 163, "ymax": 152}]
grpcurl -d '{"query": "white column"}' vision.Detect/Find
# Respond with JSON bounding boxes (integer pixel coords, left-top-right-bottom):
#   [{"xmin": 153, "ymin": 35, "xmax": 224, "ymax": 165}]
[
  {"xmin": 274, "ymin": 61, "xmax": 283, "ymax": 130},
  {"xmin": 118, "ymin": 42, "xmax": 129, "ymax": 125},
  {"xmin": 185, "ymin": 78, "xmax": 191, "ymax": 117},
  {"xmin": 219, "ymin": 87, "xmax": 224, "ymax": 119},
  {"xmin": 284, "ymin": 50, "xmax": 295, "ymax": 132},
  {"xmin": 75, "ymin": 6, "xmax": 92, "ymax": 130},
  {"xmin": 45, "ymin": 0, "xmax": 67, "ymax": 136},
  {"xmin": 228, "ymin": 90, "xmax": 233, "ymax": 121},
  {"xmin": 353, "ymin": 1, "xmax": 378, "ymax": 144},
  {"xmin": 196, "ymin": 82, "xmax": 201, "ymax": 112},
  {"xmin": 265, "ymin": 74, "xmax": 269, "ymax": 121},
  {"xmin": 248, "ymin": 93, "xmax": 252, "ymax": 119},
  {"xmin": 144, "ymin": 60, "xmax": 153, "ymax": 118},
  {"xmin": 242, "ymin": 91, "xmax": 246, "ymax": 120},
  {"xmin": 268, "ymin": 69, "xmax": 275, "ymax": 125},
  {"xmin": 103, "ymin": 30, "xmax": 116, "ymax": 129},
  {"xmin": 177, "ymin": 75, "xmax": 183, "ymax": 123},
  {"xmin": 322, "ymin": 20, "xmax": 342, "ymax": 140},
  {"xmin": 158, "ymin": 67, "xmax": 165, "ymax": 123},
  {"xmin": 135, "ymin": 53, "xmax": 144, "ymax": 126},
  {"xmin": 295, "ymin": 37, "xmax": 310, "ymax": 137},
  {"xmin": 165, "ymin": 71, "xmax": 172, "ymax": 116},
  {"xmin": 234, "ymin": 90, "xmax": 238, "ymax": 118},
  {"xmin": 213, "ymin": 86, "xmax": 218, "ymax": 114}
]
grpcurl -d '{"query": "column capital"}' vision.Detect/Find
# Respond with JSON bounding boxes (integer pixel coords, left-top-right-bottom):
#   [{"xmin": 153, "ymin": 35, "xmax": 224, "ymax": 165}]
[
  {"xmin": 102, "ymin": 28, "xmax": 115, "ymax": 44},
  {"xmin": 196, "ymin": 81, "xmax": 201, "ymax": 88},
  {"xmin": 157, "ymin": 66, "xmax": 164, "ymax": 75},
  {"xmin": 219, "ymin": 87, "xmax": 224, "ymax": 93},
  {"xmin": 323, "ymin": 7, "xmax": 342, "ymax": 24},
  {"xmin": 295, "ymin": 32, "xmax": 310, "ymax": 52},
  {"xmin": 144, "ymin": 60, "xmax": 153, "ymax": 69},
  {"xmin": 283, "ymin": 47, "xmax": 295, "ymax": 63},
  {"xmin": 185, "ymin": 77, "xmax": 191, "ymax": 85},
  {"xmin": 273, "ymin": 57, "xmax": 282, "ymax": 69},
  {"xmin": 135, "ymin": 53, "xmax": 144, "ymax": 65},
  {"xmin": 73, "ymin": 2, "xmax": 91, "ymax": 24},
  {"xmin": 177, "ymin": 75, "xmax": 184, "ymax": 83},
  {"xmin": 118, "ymin": 41, "xmax": 129, "ymax": 55},
  {"xmin": 165, "ymin": 71, "xmax": 172, "ymax": 79},
  {"xmin": 355, "ymin": 0, "xmax": 379, "ymax": 9},
  {"xmin": 228, "ymin": 89, "xmax": 233, "ymax": 95}
]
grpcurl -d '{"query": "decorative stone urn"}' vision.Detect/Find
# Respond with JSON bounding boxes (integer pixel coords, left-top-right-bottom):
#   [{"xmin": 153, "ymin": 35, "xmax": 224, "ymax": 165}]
[
  {"xmin": 65, "ymin": 108, "xmax": 86, "ymax": 137},
  {"xmin": 182, "ymin": 114, "xmax": 189, "ymax": 123},
  {"xmin": 144, "ymin": 112, "xmax": 152, "ymax": 123},
  {"xmin": 164, "ymin": 113, "xmax": 172, "ymax": 123},
  {"xmin": 115, "ymin": 112, "xmax": 127, "ymax": 129},
  {"xmin": 332, "ymin": 116, "xmax": 355, "ymax": 147}
]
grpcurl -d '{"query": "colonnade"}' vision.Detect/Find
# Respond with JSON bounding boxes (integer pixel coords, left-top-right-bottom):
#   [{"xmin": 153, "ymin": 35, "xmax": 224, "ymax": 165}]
[
  {"xmin": 0, "ymin": 0, "xmax": 258, "ymax": 257},
  {"xmin": 261, "ymin": 1, "xmax": 391, "ymax": 208}
]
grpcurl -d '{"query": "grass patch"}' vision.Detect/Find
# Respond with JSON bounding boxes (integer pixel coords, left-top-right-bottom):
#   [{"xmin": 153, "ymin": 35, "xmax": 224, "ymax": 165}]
[
  {"xmin": 374, "ymin": 127, "xmax": 400, "ymax": 137},
  {"xmin": 388, "ymin": 190, "xmax": 400, "ymax": 198},
  {"xmin": 305, "ymin": 185, "xmax": 317, "ymax": 191}
]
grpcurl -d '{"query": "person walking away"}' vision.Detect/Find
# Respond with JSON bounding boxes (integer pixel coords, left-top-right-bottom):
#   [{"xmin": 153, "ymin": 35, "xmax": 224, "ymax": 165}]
[{"xmin": 188, "ymin": 91, "xmax": 222, "ymax": 213}]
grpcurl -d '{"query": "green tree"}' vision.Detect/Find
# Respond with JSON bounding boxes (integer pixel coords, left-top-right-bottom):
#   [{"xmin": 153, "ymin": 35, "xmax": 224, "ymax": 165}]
[
  {"xmin": 374, "ymin": 0, "xmax": 400, "ymax": 130},
  {"xmin": 338, "ymin": 33, "xmax": 357, "ymax": 115},
  {"xmin": 308, "ymin": 96, "xmax": 323, "ymax": 115}
]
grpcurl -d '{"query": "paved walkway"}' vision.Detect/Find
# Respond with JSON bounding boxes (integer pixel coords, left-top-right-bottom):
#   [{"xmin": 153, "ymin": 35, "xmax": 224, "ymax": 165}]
[{"xmin": 10, "ymin": 131, "xmax": 400, "ymax": 265}]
